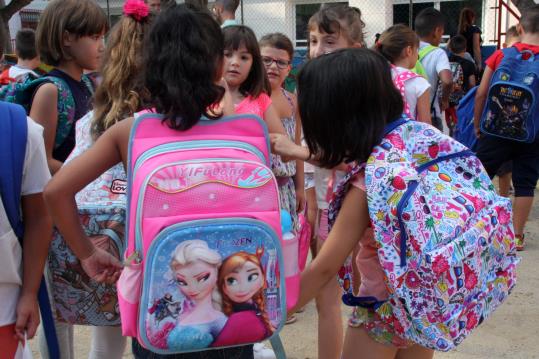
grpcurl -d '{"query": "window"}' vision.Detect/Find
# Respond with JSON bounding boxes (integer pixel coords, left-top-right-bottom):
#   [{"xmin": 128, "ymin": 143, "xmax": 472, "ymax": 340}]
[
  {"xmin": 440, "ymin": 0, "xmax": 483, "ymax": 36},
  {"xmin": 393, "ymin": 2, "xmax": 434, "ymax": 28},
  {"xmin": 295, "ymin": 1, "xmax": 348, "ymax": 47}
]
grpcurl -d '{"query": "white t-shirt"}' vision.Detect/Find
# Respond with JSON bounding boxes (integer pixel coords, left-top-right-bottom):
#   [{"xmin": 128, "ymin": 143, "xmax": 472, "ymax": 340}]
[
  {"xmin": 314, "ymin": 167, "xmax": 344, "ymax": 210},
  {"xmin": 394, "ymin": 66, "xmax": 430, "ymax": 119},
  {"xmin": 419, "ymin": 41, "xmax": 451, "ymax": 116},
  {"xmin": 8, "ymin": 65, "xmax": 38, "ymax": 81},
  {"xmin": 0, "ymin": 117, "xmax": 50, "ymax": 326}
]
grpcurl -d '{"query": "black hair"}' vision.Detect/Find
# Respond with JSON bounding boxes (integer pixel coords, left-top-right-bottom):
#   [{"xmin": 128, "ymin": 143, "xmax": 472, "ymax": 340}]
[
  {"xmin": 223, "ymin": 25, "xmax": 271, "ymax": 98},
  {"xmin": 297, "ymin": 48, "xmax": 403, "ymax": 168},
  {"xmin": 144, "ymin": 4, "xmax": 225, "ymax": 131},
  {"xmin": 15, "ymin": 29, "xmax": 37, "ymax": 60},
  {"xmin": 448, "ymin": 35, "xmax": 467, "ymax": 54},
  {"xmin": 520, "ymin": 5, "xmax": 539, "ymax": 34},
  {"xmin": 415, "ymin": 8, "xmax": 446, "ymax": 38}
]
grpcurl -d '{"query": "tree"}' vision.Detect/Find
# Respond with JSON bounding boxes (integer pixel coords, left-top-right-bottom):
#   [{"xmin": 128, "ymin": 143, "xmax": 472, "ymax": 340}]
[{"xmin": 0, "ymin": 0, "xmax": 32, "ymax": 52}]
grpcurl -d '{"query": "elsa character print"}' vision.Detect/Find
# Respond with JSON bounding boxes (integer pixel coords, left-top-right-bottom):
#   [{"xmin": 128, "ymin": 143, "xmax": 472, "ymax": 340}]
[
  {"xmin": 212, "ymin": 248, "xmax": 274, "ymax": 347},
  {"xmin": 165, "ymin": 240, "xmax": 228, "ymax": 351}
]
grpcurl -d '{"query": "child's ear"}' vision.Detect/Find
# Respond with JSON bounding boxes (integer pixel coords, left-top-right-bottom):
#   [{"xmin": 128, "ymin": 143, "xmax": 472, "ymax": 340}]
[
  {"xmin": 516, "ymin": 24, "xmax": 524, "ymax": 36},
  {"xmin": 351, "ymin": 42, "xmax": 363, "ymax": 49},
  {"xmin": 62, "ymin": 30, "xmax": 75, "ymax": 48}
]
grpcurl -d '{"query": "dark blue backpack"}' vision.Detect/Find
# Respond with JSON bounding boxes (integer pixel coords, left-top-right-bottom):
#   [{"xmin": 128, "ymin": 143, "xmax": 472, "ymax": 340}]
[
  {"xmin": 480, "ymin": 47, "xmax": 539, "ymax": 142},
  {"xmin": 455, "ymin": 86, "xmax": 478, "ymax": 151},
  {"xmin": 0, "ymin": 102, "xmax": 60, "ymax": 359}
]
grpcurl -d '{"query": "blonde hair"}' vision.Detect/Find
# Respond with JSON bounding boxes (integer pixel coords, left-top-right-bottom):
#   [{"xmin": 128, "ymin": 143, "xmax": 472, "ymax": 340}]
[
  {"xmin": 308, "ymin": 4, "xmax": 365, "ymax": 46},
  {"xmin": 91, "ymin": 14, "xmax": 152, "ymax": 139},
  {"xmin": 218, "ymin": 248, "xmax": 273, "ymax": 335},
  {"xmin": 170, "ymin": 240, "xmax": 222, "ymax": 310}
]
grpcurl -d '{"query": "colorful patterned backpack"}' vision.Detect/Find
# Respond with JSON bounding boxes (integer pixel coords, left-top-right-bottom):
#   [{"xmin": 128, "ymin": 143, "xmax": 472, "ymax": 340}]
[
  {"xmin": 117, "ymin": 112, "xmax": 288, "ymax": 356},
  {"xmin": 329, "ymin": 117, "xmax": 518, "ymax": 351},
  {"xmin": 48, "ymin": 111, "xmax": 127, "ymax": 325},
  {"xmin": 481, "ymin": 47, "xmax": 539, "ymax": 142},
  {"xmin": 0, "ymin": 74, "xmax": 94, "ymax": 150},
  {"xmin": 391, "ymin": 66, "xmax": 421, "ymax": 119}
]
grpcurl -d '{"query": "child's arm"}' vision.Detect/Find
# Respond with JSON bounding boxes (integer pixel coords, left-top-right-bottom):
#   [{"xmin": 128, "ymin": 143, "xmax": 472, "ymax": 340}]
[
  {"xmin": 439, "ymin": 69, "xmax": 453, "ymax": 111},
  {"xmin": 30, "ymin": 84, "xmax": 62, "ymax": 174},
  {"xmin": 44, "ymin": 120, "xmax": 132, "ymax": 282},
  {"xmin": 416, "ymin": 88, "xmax": 432, "ymax": 124},
  {"xmin": 473, "ymin": 67, "xmax": 493, "ymax": 138},
  {"xmin": 468, "ymin": 74, "xmax": 477, "ymax": 89},
  {"xmin": 15, "ymin": 192, "xmax": 52, "ymax": 340},
  {"xmin": 291, "ymin": 186, "xmax": 369, "ymax": 313},
  {"xmin": 264, "ymin": 104, "xmax": 287, "ymax": 136},
  {"xmin": 294, "ymin": 103, "xmax": 305, "ymax": 212}
]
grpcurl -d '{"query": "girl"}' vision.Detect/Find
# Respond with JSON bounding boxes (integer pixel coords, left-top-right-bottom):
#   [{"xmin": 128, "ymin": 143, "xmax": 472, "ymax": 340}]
[
  {"xmin": 289, "ymin": 48, "xmax": 434, "ymax": 359},
  {"xmin": 166, "ymin": 240, "xmax": 227, "ymax": 351},
  {"xmin": 259, "ymin": 32, "xmax": 305, "ymax": 240},
  {"xmin": 44, "ymin": 4, "xmax": 253, "ymax": 359},
  {"xmin": 274, "ymin": 5, "xmax": 366, "ymax": 358},
  {"xmin": 458, "ymin": 7, "xmax": 482, "ymax": 72},
  {"xmin": 375, "ymin": 24, "xmax": 432, "ymax": 124},
  {"xmin": 212, "ymin": 249, "xmax": 272, "ymax": 347},
  {"xmin": 222, "ymin": 25, "xmax": 286, "ymax": 136},
  {"xmin": 31, "ymin": 0, "xmax": 107, "ymax": 175},
  {"xmin": 39, "ymin": 1, "xmax": 152, "ymax": 358}
]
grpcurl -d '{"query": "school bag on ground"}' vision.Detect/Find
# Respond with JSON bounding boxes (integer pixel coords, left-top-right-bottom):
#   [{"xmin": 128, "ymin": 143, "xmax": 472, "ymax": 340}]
[
  {"xmin": 47, "ymin": 111, "xmax": 127, "ymax": 326},
  {"xmin": 329, "ymin": 117, "xmax": 518, "ymax": 351},
  {"xmin": 117, "ymin": 112, "xmax": 290, "ymax": 357},
  {"xmin": 0, "ymin": 102, "xmax": 60, "ymax": 359},
  {"xmin": 480, "ymin": 47, "xmax": 539, "ymax": 142},
  {"xmin": 455, "ymin": 86, "xmax": 478, "ymax": 150},
  {"xmin": 0, "ymin": 74, "xmax": 94, "ymax": 151}
]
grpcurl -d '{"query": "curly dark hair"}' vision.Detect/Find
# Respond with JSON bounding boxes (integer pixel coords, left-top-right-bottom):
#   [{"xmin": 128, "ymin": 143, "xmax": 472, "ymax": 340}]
[{"xmin": 144, "ymin": 4, "xmax": 225, "ymax": 131}]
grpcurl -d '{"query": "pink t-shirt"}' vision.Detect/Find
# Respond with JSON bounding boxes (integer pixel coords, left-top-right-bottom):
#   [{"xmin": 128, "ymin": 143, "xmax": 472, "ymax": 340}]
[
  {"xmin": 234, "ymin": 93, "xmax": 272, "ymax": 118},
  {"xmin": 351, "ymin": 171, "xmax": 388, "ymax": 301}
]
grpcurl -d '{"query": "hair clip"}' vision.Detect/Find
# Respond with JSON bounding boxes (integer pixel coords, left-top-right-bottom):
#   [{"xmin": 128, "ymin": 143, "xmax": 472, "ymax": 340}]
[{"xmin": 123, "ymin": 0, "xmax": 149, "ymax": 22}]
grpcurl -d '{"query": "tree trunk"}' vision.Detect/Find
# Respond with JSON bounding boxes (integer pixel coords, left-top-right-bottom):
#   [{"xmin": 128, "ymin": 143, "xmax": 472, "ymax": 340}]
[{"xmin": 0, "ymin": 0, "xmax": 33, "ymax": 52}]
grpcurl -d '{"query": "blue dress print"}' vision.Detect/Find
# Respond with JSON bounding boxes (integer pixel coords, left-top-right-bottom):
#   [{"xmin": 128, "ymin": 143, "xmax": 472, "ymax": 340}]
[{"xmin": 167, "ymin": 313, "xmax": 228, "ymax": 350}]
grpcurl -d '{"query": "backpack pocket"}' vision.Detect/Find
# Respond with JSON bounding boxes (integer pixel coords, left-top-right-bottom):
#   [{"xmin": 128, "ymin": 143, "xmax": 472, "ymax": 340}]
[
  {"xmin": 482, "ymin": 81, "xmax": 536, "ymax": 142},
  {"xmin": 137, "ymin": 218, "xmax": 285, "ymax": 354}
]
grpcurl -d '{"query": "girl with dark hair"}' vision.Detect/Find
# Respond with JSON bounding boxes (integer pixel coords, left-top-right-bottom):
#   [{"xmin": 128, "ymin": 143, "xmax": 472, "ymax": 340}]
[
  {"xmin": 288, "ymin": 48, "xmax": 434, "ymax": 359},
  {"xmin": 222, "ymin": 25, "xmax": 286, "ymax": 137},
  {"xmin": 458, "ymin": 7, "xmax": 482, "ymax": 72},
  {"xmin": 44, "ymin": 4, "xmax": 253, "ymax": 359}
]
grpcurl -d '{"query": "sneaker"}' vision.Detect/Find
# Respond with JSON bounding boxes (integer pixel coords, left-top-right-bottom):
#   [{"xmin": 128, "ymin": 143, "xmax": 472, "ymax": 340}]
[
  {"xmin": 516, "ymin": 234, "xmax": 525, "ymax": 251},
  {"xmin": 285, "ymin": 314, "xmax": 297, "ymax": 324},
  {"xmin": 253, "ymin": 343, "xmax": 276, "ymax": 359}
]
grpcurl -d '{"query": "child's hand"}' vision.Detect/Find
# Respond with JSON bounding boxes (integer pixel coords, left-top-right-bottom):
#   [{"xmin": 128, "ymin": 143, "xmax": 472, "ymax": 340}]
[
  {"xmin": 81, "ymin": 247, "xmax": 123, "ymax": 284},
  {"xmin": 296, "ymin": 188, "xmax": 306, "ymax": 213},
  {"xmin": 15, "ymin": 293, "xmax": 40, "ymax": 341},
  {"xmin": 270, "ymin": 133, "xmax": 307, "ymax": 162}
]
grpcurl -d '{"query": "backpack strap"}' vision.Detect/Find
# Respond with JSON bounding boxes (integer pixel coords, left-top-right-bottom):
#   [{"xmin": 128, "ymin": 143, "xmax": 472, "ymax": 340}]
[
  {"xmin": 419, "ymin": 45, "xmax": 438, "ymax": 61},
  {"xmin": 44, "ymin": 76, "xmax": 77, "ymax": 149},
  {"xmin": 391, "ymin": 66, "xmax": 420, "ymax": 118},
  {"xmin": 0, "ymin": 101, "xmax": 27, "ymax": 238},
  {"xmin": 0, "ymin": 102, "xmax": 60, "ymax": 359}
]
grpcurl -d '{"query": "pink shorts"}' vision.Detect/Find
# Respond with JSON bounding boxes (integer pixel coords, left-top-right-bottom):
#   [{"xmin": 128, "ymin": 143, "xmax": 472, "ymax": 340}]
[{"xmin": 316, "ymin": 209, "xmax": 329, "ymax": 242}]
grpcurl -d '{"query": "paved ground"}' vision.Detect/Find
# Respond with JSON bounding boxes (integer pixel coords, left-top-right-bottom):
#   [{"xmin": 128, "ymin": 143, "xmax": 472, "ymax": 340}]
[{"xmin": 30, "ymin": 193, "xmax": 539, "ymax": 359}]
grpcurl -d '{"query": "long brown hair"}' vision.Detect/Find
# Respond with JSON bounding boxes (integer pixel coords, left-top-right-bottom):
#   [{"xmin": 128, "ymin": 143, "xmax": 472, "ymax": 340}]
[
  {"xmin": 91, "ymin": 13, "xmax": 152, "ymax": 139},
  {"xmin": 458, "ymin": 7, "xmax": 476, "ymax": 35},
  {"xmin": 308, "ymin": 4, "xmax": 365, "ymax": 46},
  {"xmin": 218, "ymin": 249, "xmax": 273, "ymax": 335},
  {"xmin": 375, "ymin": 24, "xmax": 419, "ymax": 64}
]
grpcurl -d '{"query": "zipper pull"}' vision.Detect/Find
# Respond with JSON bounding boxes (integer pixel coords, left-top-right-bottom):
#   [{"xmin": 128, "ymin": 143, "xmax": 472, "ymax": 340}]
[{"xmin": 124, "ymin": 251, "xmax": 140, "ymax": 266}]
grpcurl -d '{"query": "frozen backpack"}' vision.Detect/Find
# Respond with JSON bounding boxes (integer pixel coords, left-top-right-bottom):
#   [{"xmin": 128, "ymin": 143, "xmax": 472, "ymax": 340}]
[
  {"xmin": 392, "ymin": 66, "xmax": 421, "ymax": 118},
  {"xmin": 48, "ymin": 111, "xmax": 127, "ymax": 326},
  {"xmin": 329, "ymin": 117, "xmax": 518, "ymax": 351},
  {"xmin": 481, "ymin": 47, "xmax": 539, "ymax": 142},
  {"xmin": 117, "ymin": 112, "xmax": 289, "ymax": 357},
  {"xmin": 0, "ymin": 74, "xmax": 94, "ymax": 150}
]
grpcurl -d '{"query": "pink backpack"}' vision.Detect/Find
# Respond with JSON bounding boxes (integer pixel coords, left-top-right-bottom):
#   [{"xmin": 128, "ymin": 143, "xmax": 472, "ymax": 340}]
[
  {"xmin": 117, "ymin": 112, "xmax": 289, "ymax": 356},
  {"xmin": 392, "ymin": 66, "xmax": 421, "ymax": 119}
]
